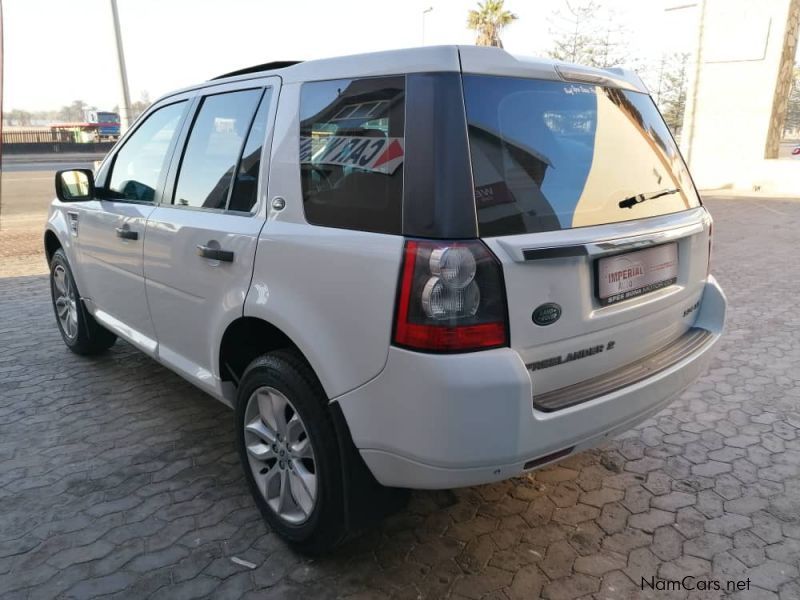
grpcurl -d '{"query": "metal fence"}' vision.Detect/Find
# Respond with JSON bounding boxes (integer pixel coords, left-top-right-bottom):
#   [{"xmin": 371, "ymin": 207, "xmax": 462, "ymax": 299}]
[{"xmin": 2, "ymin": 129, "xmax": 75, "ymax": 144}]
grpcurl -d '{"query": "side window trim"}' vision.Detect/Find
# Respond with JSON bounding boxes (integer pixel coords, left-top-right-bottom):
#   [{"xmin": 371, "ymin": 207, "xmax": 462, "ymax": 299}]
[
  {"xmin": 240, "ymin": 84, "xmax": 279, "ymax": 216},
  {"xmin": 160, "ymin": 95, "xmax": 201, "ymax": 209},
  {"xmin": 223, "ymin": 88, "xmax": 268, "ymax": 212},
  {"xmin": 165, "ymin": 86, "xmax": 264, "ymax": 215},
  {"xmin": 98, "ymin": 99, "xmax": 192, "ymax": 205}
]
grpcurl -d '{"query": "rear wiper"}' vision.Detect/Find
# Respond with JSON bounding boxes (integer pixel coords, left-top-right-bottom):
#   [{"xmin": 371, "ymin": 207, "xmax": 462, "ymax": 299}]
[{"xmin": 619, "ymin": 188, "xmax": 680, "ymax": 209}]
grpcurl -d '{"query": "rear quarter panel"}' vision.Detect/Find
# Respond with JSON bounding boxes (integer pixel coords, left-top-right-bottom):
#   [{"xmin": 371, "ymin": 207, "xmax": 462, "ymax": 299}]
[
  {"xmin": 245, "ymin": 82, "xmax": 403, "ymax": 398},
  {"xmin": 246, "ymin": 222, "xmax": 403, "ymax": 398}
]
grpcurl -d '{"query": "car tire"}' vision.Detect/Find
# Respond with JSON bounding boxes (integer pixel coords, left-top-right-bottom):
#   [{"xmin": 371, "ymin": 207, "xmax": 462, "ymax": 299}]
[
  {"xmin": 235, "ymin": 350, "xmax": 347, "ymax": 554},
  {"xmin": 49, "ymin": 248, "xmax": 117, "ymax": 355}
]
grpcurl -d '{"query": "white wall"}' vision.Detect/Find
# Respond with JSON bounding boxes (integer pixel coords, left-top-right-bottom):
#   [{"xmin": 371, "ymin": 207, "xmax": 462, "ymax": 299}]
[{"xmin": 681, "ymin": 0, "xmax": 800, "ymax": 193}]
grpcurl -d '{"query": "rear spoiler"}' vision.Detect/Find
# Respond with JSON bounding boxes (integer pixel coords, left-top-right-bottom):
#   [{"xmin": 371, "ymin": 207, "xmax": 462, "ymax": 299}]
[{"xmin": 555, "ymin": 64, "xmax": 645, "ymax": 93}]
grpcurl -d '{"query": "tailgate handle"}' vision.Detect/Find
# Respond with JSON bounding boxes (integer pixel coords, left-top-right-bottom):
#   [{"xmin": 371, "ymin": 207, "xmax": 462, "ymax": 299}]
[
  {"xmin": 593, "ymin": 222, "xmax": 704, "ymax": 252},
  {"xmin": 521, "ymin": 221, "xmax": 704, "ymax": 261},
  {"xmin": 523, "ymin": 246, "xmax": 587, "ymax": 261}
]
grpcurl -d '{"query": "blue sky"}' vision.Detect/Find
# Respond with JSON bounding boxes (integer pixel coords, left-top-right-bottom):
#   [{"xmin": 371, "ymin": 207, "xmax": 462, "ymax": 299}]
[{"xmin": 3, "ymin": 0, "xmax": 697, "ymax": 112}]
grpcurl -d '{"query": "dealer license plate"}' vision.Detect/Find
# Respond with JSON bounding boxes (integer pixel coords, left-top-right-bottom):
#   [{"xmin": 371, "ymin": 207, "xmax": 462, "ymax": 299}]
[{"xmin": 597, "ymin": 243, "xmax": 678, "ymax": 306}]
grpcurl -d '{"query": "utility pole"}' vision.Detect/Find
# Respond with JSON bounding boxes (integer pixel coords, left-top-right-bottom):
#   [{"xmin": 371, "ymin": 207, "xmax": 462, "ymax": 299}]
[
  {"xmin": 110, "ymin": 0, "xmax": 132, "ymax": 132},
  {"xmin": 422, "ymin": 6, "xmax": 433, "ymax": 46},
  {"xmin": 683, "ymin": 0, "xmax": 705, "ymax": 166},
  {"xmin": 664, "ymin": 1, "xmax": 703, "ymax": 164}
]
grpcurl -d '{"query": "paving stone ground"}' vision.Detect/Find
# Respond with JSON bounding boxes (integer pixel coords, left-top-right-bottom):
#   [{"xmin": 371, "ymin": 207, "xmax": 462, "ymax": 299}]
[{"xmin": 1, "ymin": 196, "xmax": 800, "ymax": 599}]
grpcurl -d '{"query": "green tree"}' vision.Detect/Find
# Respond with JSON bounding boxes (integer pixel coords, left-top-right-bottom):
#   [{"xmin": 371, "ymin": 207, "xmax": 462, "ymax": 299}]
[
  {"xmin": 129, "ymin": 91, "xmax": 152, "ymax": 121},
  {"xmin": 467, "ymin": 0, "xmax": 518, "ymax": 49},
  {"xmin": 785, "ymin": 64, "xmax": 800, "ymax": 137},
  {"xmin": 4, "ymin": 109, "xmax": 33, "ymax": 126},
  {"xmin": 547, "ymin": 0, "xmax": 630, "ymax": 68},
  {"xmin": 113, "ymin": 91, "xmax": 152, "ymax": 121},
  {"xmin": 57, "ymin": 100, "xmax": 95, "ymax": 123},
  {"xmin": 548, "ymin": 0, "xmax": 598, "ymax": 65},
  {"xmin": 654, "ymin": 52, "xmax": 690, "ymax": 136}
]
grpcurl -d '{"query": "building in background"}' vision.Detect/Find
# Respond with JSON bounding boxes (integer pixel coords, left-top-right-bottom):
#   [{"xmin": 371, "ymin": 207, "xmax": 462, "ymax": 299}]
[{"xmin": 681, "ymin": 0, "xmax": 800, "ymax": 192}]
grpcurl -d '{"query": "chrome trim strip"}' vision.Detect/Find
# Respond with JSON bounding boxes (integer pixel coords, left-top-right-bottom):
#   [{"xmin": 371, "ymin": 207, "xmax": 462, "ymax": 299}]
[
  {"xmin": 93, "ymin": 308, "xmax": 158, "ymax": 355},
  {"xmin": 587, "ymin": 222, "xmax": 704, "ymax": 255},
  {"xmin": 521, "ymin": 219, "xmax": 705, "ymax": 261},
  {"xmin": 496, "ymin": 207, "xmax": 709, "ymax": 263}
]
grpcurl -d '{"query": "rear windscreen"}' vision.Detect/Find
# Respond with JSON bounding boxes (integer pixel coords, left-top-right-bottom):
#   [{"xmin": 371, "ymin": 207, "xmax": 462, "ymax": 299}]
[{"xmin": 463, "ymin": 75, "xmax": 701, "ymax": 237}]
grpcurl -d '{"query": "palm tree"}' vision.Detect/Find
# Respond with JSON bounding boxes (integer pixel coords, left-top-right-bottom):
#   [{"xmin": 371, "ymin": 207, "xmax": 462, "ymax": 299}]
[{"xmin": 467, "ymin": 0, "xmax": 518, "ymax": 48}]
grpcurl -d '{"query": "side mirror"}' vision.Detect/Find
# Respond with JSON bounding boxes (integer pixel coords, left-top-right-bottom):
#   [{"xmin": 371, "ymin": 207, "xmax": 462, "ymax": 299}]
[{"xmin": 55, "ymin": 169, "xmax": 95, "ymax": 202}]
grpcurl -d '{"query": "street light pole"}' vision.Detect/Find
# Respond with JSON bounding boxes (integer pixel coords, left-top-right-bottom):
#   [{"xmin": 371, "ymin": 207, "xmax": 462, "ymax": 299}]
[
  {"xmin": 422, "ymin": 6, "xmax": 433, "ymax": 46},
  {"xmin": 110, "ymin": 0, "xmax": 132, "ymax": 132},
  {"xmin": 683, "ymin": 0, "xmax": 705, "ymax": 166}
]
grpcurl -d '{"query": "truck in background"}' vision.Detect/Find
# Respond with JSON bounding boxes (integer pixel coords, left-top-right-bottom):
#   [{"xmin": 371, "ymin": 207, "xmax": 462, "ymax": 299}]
[
  {"xmin": 85, "ymin": 111, "xmax": 121, "ymax": 141},
  {"xmin": 48, "ymin": 111, "xmax": 121, "ymax": 143}
]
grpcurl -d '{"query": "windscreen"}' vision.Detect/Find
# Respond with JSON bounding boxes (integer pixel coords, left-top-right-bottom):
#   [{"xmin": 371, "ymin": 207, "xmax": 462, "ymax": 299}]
[{"xmin": 463, "ymin": 75, "xmax": 701, "ymax": 237}]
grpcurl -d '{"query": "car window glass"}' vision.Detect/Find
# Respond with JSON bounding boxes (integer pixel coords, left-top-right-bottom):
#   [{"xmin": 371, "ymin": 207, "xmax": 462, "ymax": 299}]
[
  {"xmin": 107, "ymin": 101, "xmax": 186, "ymax": 202},
  {"xmin": 299, "ymin": 76, "xmax": 405, "ymax": 235},
  {"xmin": 463, "ymin": 75, "xmax": 700, "ymax": 236},
  {"xmin": 173, "ymin": 89, "xmax": 262, "ymax": 210},
  {"xmin": 228, "ymin": 88, "xmax": 272, "ymax": 213}
]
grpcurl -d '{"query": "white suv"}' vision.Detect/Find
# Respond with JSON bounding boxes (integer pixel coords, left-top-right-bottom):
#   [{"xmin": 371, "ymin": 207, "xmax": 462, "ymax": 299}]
[{"xmin": 44, "ymin": 46, "xmax": 726, "ymax": 553}]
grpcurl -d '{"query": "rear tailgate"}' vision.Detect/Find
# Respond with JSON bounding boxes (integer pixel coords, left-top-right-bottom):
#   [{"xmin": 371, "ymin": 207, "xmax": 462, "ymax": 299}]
[
  {"xmin": 483, "ymin": 208, "xmax": 711, "ymax": 398},
  {"xmin": 461, "ymin": 70, "xmax": 711, "ymax": 404}
]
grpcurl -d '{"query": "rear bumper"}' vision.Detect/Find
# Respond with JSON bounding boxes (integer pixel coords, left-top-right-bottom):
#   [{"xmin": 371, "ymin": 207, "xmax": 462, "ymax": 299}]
[{"xmin": 335, "ymin": 276, "xmax": 726, "ymax": 489}]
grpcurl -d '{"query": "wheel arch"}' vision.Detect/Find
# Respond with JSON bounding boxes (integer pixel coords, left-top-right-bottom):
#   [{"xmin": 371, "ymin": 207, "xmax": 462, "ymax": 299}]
[
  {"xmin": 43, "ymin": 219, "xmax": 86, "ymax": 294},
  {"xmin": 44, "ymin": 228, "xmax": 62, "ymax": 263},
  {"xmin": 223, "ymin": 316, "xmax": 408, "ymax": 538},
  {"xmin": 218, "ymin": 316, "xmax": 313, "ymax": 391},
  {"xmin": 44, "ymin": 207, "xmax": 80, "ymax": 283}
]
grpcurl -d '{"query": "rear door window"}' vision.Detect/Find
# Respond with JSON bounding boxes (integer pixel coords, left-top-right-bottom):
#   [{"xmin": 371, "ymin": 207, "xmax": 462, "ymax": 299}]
[
  {"xmin": 299, "ymin": 76, "xmax": 405, "ymax": 235},
  {"xmin": 173, "ymin": 89, "xmax": 263, "ymax": 210},
  {"xmin": 463, "ymin": 75, "xmax": 701, "ymax": 237}
]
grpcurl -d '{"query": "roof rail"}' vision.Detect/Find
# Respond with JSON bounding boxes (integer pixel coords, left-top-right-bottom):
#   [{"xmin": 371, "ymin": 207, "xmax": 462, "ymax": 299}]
[{"xmin": 211, "ymin": 61, "xmax": 302, "ymax": 81}]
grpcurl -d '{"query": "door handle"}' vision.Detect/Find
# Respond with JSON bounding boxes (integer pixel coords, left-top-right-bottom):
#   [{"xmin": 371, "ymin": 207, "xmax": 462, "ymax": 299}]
[
  {"xmin": 115, "ymin": 227, "xmax": 138, "ymax": 240},
  {"xmin": 196, "ymin": 244, "xmax": 234, "ymax": 262}
]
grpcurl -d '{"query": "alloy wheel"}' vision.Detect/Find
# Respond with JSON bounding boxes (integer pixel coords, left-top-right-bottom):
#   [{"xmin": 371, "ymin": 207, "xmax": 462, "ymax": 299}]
[
  {"xmin": 53, "ymin": 264, "xmax": 78, "ymax": 340},
  {"xmin": 243, "ymin": 386, "xmax": 317, "ymax": 524}
]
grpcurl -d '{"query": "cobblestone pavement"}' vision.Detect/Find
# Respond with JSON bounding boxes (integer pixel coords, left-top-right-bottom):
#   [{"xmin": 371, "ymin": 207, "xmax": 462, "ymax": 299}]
[{"xmin": 1, "ymin": 197, "xmax": 800, "ymax": 600}]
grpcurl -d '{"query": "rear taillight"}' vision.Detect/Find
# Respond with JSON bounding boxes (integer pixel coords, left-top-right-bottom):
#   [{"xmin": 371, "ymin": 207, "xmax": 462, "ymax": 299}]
[{"xmin": 393, "ymin": 239, "xmax": 508, "ymax": 352}]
